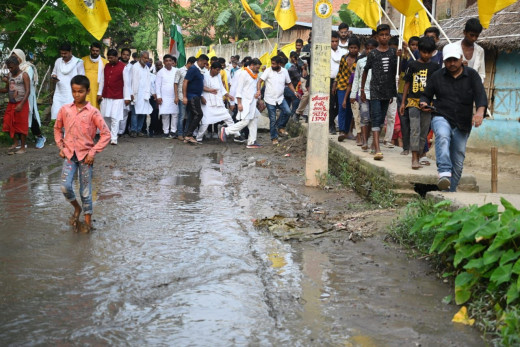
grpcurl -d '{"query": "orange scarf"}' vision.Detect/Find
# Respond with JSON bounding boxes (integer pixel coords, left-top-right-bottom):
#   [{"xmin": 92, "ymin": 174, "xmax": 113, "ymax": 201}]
[{"xmin": 244, "ymin": 67, "xmax": 258, "ymax": 80}]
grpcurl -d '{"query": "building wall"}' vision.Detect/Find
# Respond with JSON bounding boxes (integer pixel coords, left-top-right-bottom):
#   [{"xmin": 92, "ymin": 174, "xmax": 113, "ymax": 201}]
[
  {"xmin": 435, "ymin": 0, "xmax": 469, "ymax": 20},
  {"xmin": 468, "ymin": 50, "xmax": 520, "ymax": 154}
]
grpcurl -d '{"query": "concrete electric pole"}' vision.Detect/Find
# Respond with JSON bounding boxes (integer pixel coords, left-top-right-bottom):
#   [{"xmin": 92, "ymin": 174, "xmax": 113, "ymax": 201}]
[{"xmin": 305, "ymin": 0, "xmax": 333, "ymax": 186}]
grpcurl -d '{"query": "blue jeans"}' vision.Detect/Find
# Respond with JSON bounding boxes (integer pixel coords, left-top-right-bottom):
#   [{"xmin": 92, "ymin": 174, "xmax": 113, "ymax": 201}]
[
  {"xmin": 337, "ymin": 90, "xmax": 353, "ymax": 133},
  {"xmin": 60, "ymin": 154, "xmax": 93, "ymax": 214},
  {"xmin": 177, "ymin": 103, "xmax": 186, "ymax": 136},
  {"xmin": 284, "ymin": 87, "xmax": 300, "ymax": 115},
  {"xmin": 266, "ymin": 100, "xmax": 292, "ymax": 140},
  {"xmin": 431, "ymin": 116, "xmax": 470, "ymax": 192},
  {"xmin": 130, "ymin": 105, "xmax": 146, "ymax": 133},
  {"xmin": 369, "ymin": 99, "xmax": 390, "ymax": 132}
]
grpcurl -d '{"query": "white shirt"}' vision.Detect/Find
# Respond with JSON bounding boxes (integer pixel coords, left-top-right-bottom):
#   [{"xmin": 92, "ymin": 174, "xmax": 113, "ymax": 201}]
[
  {"xmin": 260, "ymin": 67, "xmax": 291, "ymax": 105},
  {"xmin": 156, "ymin": 67, "xmax": 179, "ymax": 114},
  {"xmin": 51, "ymin": 56, "xmax": 85, "ymax": 119},
  {"xmin": 330, "ymin": 48, "xmax": 342, "ymax": 79},
  {"xmin": 338, "ymin": 39, "xmax": 349, "ymax": 57},
  {"xmin": 453, "ymin": 40, "xmax": 486, "ymax": 83}
]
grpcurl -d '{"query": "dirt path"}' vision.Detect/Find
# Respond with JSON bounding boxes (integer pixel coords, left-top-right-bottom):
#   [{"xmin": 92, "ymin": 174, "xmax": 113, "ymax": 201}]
[{"xmin": 0, "ymin": 133, "xmax": 484, "ymax": 345}]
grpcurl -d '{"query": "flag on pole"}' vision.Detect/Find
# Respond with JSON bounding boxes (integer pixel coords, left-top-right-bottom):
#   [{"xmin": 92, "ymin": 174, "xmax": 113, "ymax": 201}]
[
  {"xmin": 240, "ymin": 0, "xmax": 273, "ymax": 29},
  {"xmin": 478, "ymin": 0, "xmax": 516, "ymax": 28},
  {"xmin": 281, "ymin": 42, "xmax": 296, "ymax": 58},
  {"xmin": 63, "ymin": 0, "xmax": 112, "ymax": 40},
  {"xmin": 207, "ymin": 48, "xmax": 216, "ymax": 59},
  {"xmin": 260, "ymin": 43, "xmax": 278, "ymax": 67},
  {"xmin": 348, "ymin": 0, "xmax": 381, "ymax": 31},
  {"xmin": 403, "ymin": 9, "xmax": 431, "ymax": 42},
  {"xmin": 274, "ymin": 0, "xmax": 298, "ymax": 30},
  {"xmin": 195, "ymin": 48, "xmax": 202, "ymax": 58},
  {"xmin": 388, "ymin": 0, "xmax": 423, "ymax": 17},
  {"xmin": 169, "ymin": 21, "xmax": 186, "ymax": 67}
]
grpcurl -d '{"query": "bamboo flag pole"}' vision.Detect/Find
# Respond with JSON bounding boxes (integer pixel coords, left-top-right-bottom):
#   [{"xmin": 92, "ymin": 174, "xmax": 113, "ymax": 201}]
[
  {"xmin": 9, "ymin": 0, "xmax": 51, "ymax": 57},
  {"xmin": 395, "ymin": 14, "xmax": 404, "ymax": 88}
]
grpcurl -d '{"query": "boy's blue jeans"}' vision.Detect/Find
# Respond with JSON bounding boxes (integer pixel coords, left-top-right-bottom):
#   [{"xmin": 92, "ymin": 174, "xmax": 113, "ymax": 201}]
[
  {"xmin": 337, "ymin": 90, "xmax": 353, "ymax": 133},
  {"xmin": 369, "ymin": 99, "xmax": 390, "ymax": 132},
  {"xmin": 431, "ymin": 116, "xmax": 470, "ymax": 192},
  {"xmin": 266, "ymin": 100, "xmax": 291, "ymax": 140},
  {"xmin": 60, "ymin": 154, "xmax": 93, "ymax": 214}
]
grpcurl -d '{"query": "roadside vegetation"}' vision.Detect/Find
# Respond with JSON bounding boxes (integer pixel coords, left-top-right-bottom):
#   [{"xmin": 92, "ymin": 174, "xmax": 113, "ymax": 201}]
[{"xmin": 388, "ymin": 198, "xmax": 520, "ymax": 346}]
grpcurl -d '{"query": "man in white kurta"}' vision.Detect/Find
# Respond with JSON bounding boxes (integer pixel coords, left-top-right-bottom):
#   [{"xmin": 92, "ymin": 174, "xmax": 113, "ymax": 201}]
[
  {"xmin": 196, "ymin": 62, "xmax": 235, "ymax": 142},
  {"xmin": 119, "ymin": 48, "xmax": 132, "ymax": 135},
  {"xmin": 51, "ymin": 43, "xmax": 85, "ymax": 119},
  {"xmin": 156, "ymin": 55, "xmax": 179, "ymax": 137},
  {"xmin": 128, "ymin": 51, "xmax": 153, "ymax": 137},
  {"xmin": 221, "ymin": 58, "xmax": 262, "ymax": 147}
]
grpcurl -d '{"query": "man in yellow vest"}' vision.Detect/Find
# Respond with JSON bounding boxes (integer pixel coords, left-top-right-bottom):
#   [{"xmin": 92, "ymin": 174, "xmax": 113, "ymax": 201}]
[{"xmin": 82, "ymin": 42, "xmax": 107, "ymax": 109}]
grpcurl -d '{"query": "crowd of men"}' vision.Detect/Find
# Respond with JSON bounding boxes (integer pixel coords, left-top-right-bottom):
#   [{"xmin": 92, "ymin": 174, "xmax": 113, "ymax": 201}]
[{"xmin": 3, "ymin": 18, "xmax": 487, "ymax": 191}]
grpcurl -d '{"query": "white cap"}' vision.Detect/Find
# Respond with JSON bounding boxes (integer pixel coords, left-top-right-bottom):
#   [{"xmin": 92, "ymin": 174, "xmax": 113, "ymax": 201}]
[{"xmin": 443, "ymin": 44, "xmax": 463, "ymax": 60}]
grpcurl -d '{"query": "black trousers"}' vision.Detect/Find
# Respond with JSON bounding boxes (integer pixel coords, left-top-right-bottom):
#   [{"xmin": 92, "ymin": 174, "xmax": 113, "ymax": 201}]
[
  {"xmin": 30, "ymin": 114, "xmax": 42, "ymax": 137},
  {"xmin": 186, "ymin": 97, "xmax": 203, "ymax": 137}
]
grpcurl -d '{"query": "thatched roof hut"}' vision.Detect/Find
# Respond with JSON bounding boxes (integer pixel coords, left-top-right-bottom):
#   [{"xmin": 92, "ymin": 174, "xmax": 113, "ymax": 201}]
[{"xmin": 438, "ymin": 2, "xmax": 520, "ymax": 51}]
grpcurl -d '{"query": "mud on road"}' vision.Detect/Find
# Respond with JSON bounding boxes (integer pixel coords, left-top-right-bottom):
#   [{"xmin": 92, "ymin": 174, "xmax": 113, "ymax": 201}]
[{"xmin": 0, "ymin": 132, "xmax": 483, "ymax": 345}]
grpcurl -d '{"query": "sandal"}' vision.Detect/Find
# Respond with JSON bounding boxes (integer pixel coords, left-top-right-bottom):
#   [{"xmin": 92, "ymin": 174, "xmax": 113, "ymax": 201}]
[
  {"xmin": 419, "ymin": 157, "xmax": 431, "ymax": 166},
  {"xmin": 184, "ymin": 137, "xmax": 198, "ymax": 144},
  {"xmin": 374, "ymin": 152, "xmax": 384, "ymax": 161},
  {"xmin": 383, "ymin": 141, "xmax": 395, "ymax": 148},
  {"xmin": 14, "ymin": 149, "xmax": 26, "ymax": 155}
]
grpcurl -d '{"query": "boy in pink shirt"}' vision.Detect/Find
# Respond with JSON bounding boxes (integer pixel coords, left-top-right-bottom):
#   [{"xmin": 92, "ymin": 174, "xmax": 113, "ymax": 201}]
[{"xmin": 54, "ymin": 75, "xmax": 110, "ymax": 231}]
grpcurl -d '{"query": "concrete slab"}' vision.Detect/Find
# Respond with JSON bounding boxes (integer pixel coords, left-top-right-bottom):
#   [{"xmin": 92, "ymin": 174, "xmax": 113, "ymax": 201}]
[
  {"xmin": 426, "ymin": 192, "xmax": 520, "ymax": 212},
  {"xmin": 328, "ymin": 134, "xmax": 478, "ymax": 192}
]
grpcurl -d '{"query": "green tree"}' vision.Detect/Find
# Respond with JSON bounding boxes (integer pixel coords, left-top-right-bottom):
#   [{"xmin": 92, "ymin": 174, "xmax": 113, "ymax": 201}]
[
  {"xmin": 338, "ymin": 4, "xmax": 367, "ymax": 28},
  {"xmin": 215, "ymin": 0, "xmax": 275, "ymax": 42},
  {"xmin": 0, "ymin": 0, "xmax": 160, "ymax": 65}
]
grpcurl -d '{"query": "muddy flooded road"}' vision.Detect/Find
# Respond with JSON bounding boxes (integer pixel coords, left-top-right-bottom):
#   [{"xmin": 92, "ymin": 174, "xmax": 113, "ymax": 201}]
[{"xmin": 0, "ymin": 134, "xmax": 483, "ymax": 345}]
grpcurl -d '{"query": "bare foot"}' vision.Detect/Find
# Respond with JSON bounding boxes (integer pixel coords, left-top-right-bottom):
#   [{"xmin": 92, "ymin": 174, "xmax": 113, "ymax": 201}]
[{"xmin": 69, "ymin": 205, "xmax": 82, "ymax": 226}]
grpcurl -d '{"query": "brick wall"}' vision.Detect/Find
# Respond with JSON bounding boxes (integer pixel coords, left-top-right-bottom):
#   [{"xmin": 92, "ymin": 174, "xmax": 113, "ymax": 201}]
[{"xmin": 294, "ymin": 0, "xmax": 347, "ymax": 23}]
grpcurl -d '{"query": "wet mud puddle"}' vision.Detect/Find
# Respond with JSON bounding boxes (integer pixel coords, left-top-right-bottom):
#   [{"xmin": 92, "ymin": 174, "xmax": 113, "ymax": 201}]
[{"xmin": 0, "ymin": 141, "xmax": 483, "ymax": 345}]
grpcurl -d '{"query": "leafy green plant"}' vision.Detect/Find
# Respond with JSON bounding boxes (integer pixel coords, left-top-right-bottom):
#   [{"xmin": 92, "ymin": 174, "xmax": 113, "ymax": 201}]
[
  {"xmin": 338, "ymin": 4, "xmax": 367, "ymax": 28},
  {"xmin": 411, "ymin": 198, "xmax": 520, "ymax": 306}
]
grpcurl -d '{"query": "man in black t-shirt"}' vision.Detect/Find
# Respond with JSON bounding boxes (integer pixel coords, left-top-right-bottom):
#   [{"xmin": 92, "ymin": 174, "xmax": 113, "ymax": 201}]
[
  {"xmin": 420, "ymin": 44, "xmax": 487, "ymax": 192},
  {"xmin": 400, "ymin": 37, "xmax": 440, "ymax": 170},
  {"xmin": 361, "ymin": 24, "xmax": 397, "ymax": 161}
]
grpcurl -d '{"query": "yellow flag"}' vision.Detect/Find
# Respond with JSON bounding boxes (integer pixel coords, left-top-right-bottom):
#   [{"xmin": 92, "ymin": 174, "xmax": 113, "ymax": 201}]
[
  {"xmin": 195, "ymin": 48, "xmax": 202, "ymax": 58},
  {"xmin": 478, "ymin": 0, "xmax": 516, "ymax": 28},
  {"xmin": 207, "ymin": 48, "xmax": 216, "ymax": 59},
  {"xmin": 388, "ymin": 0, "xmax": 423, "ymax": 17},
  {"xmin": 260, "ymin": 44, "xmax": 278, "ymax": 67},
  {"xmin": 348, "ymin": 0, "xmax": 381, "ymax": 31},
  {"xmin": 63, "ymin": 0, "xmax": 111, "ymax": 40},
  {"xmin": 240, "ymin": 0, "xmax": 273, "ymax": 29},
  {"xmin": 274, "ymin": 0, "xmax": 298, "ymax": 30},
  {"xmin": 403, "ymin": 9, "xmax": 431, "ymax": 42},
  {"xmin": 259, "ymin": 52, "xmax": 270, "ymax": 68},
  {"xmin": 281, "ymin": 42, "xmax": 296, "ymax": 58}
]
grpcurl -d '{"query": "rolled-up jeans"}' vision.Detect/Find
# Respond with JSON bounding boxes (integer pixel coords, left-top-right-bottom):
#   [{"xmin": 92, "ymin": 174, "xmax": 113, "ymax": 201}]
[
  {"xmin": 60, "ymin": 154, "xmax": 93, "ymax": 214},
  {"xmin": 369, "ymin": 99, "xmax": 390, "ymax": 132},
  {"xmin": 431, "ymin": 116, "xmax": 470, "ymax": 192},
  {"xmin": 266, "ymin": 100, "xmax": 292, "ymax": 140},
  {"xmin": 130, "ymin": 105, "xmax": 146, "ymax": 133}
]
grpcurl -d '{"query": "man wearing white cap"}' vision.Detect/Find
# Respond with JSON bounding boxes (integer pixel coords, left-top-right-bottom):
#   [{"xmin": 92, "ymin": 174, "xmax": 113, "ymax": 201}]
[{"xmin": 419, "ymin": 44, "xmax": 487, "ymax": 192}]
